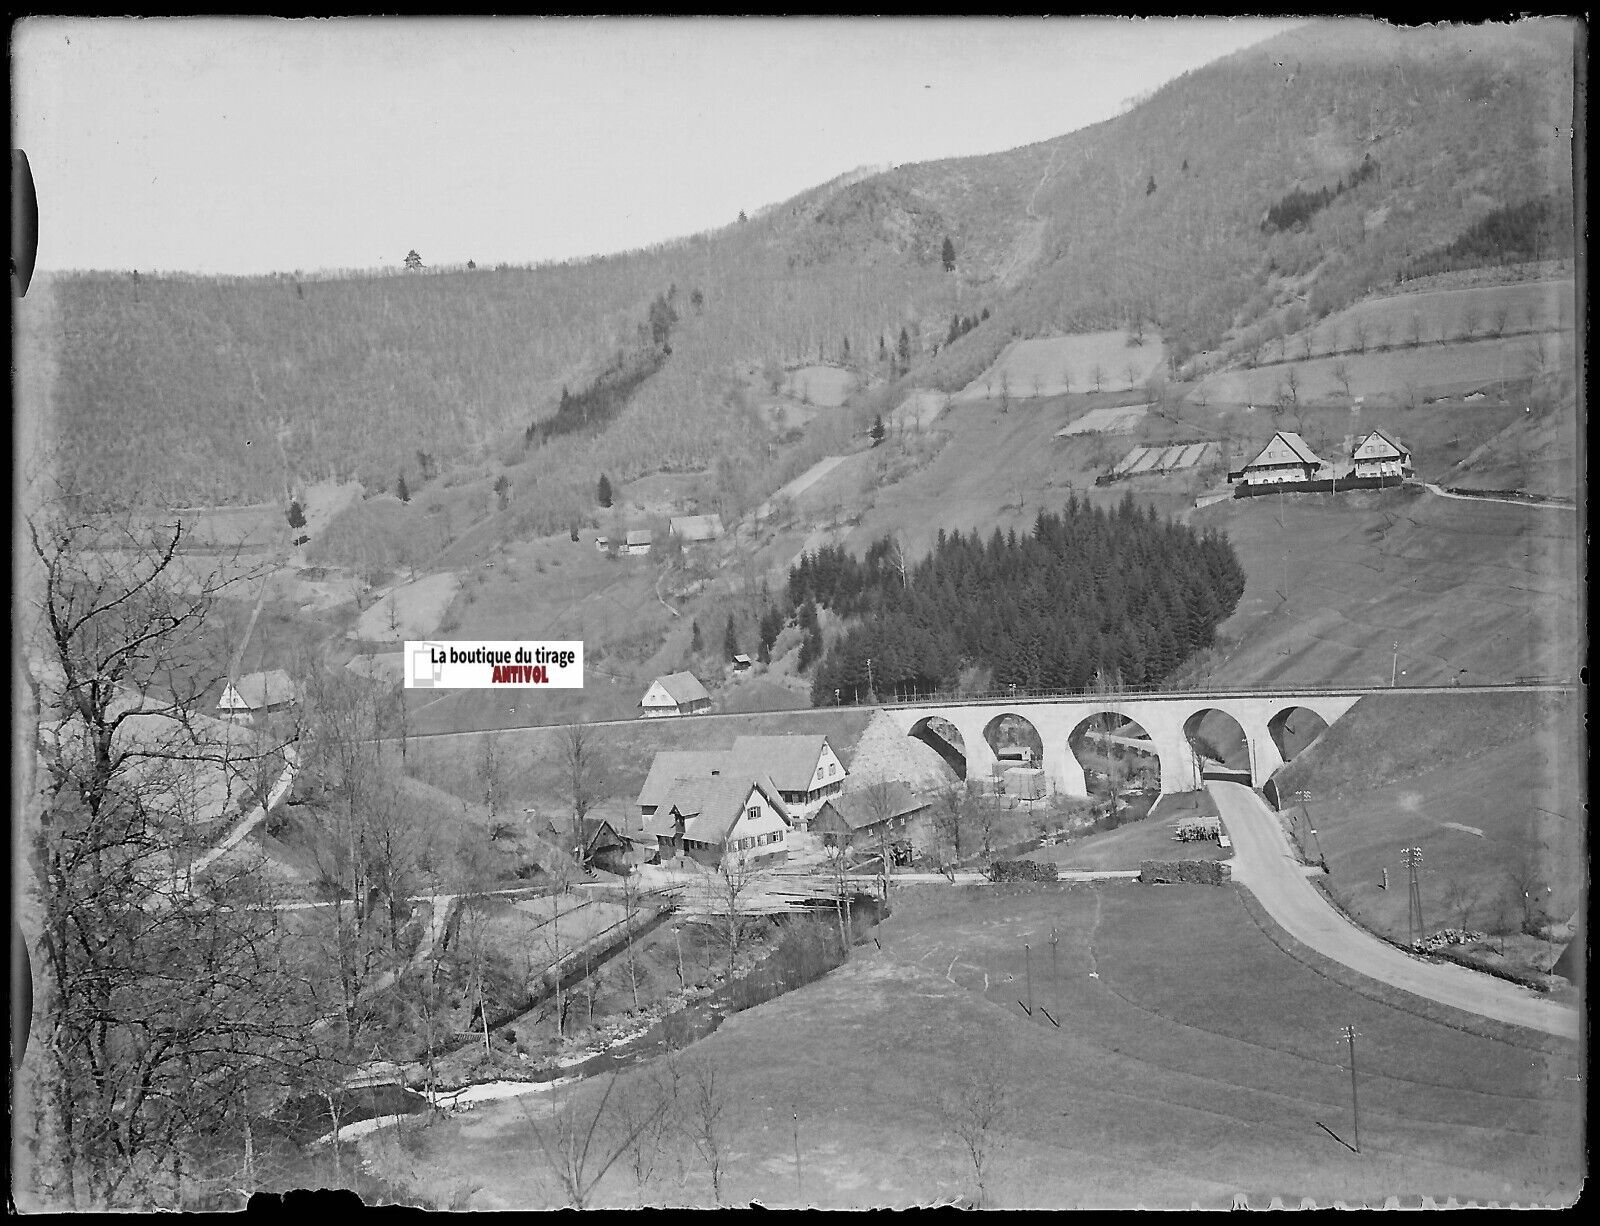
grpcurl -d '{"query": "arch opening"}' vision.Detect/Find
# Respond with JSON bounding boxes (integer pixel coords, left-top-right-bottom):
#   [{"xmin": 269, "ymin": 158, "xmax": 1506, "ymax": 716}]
[
  {"xmin": 982, "ymin": 712, "xmax": 1046, "ymax": 803},
  {"xmin": 1182, "ymin": 708, "xmax": 1252, "ymax": 785},
  {"xmin": 909, "ymin": 715, "xmax": 967, "ymax": 782},
  {"xmin": 1068, "ymin": 712, "xmax": 1162, "ymax": 820},
  {"xmin": 1267, "ymin": 706, "xmax": 1331, "ymax": 766}
]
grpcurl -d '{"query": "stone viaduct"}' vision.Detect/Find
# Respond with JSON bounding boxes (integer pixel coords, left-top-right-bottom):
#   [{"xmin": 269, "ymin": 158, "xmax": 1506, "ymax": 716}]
[{"xmin": 879, "ymin": 691, "xmax": 1364, "ymax": 798}]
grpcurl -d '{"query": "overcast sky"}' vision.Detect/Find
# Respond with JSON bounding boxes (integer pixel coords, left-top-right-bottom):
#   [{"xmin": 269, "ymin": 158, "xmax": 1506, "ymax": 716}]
[{"xmin": 14, "ymin": 16, "xmax": 1301, "ymax": 276}]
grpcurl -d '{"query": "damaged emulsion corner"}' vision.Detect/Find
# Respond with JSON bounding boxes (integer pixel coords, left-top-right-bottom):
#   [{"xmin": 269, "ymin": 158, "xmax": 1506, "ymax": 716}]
[{"xmin": 9, "ymin": 14, "xmax": 1583, "ymax": 1213}]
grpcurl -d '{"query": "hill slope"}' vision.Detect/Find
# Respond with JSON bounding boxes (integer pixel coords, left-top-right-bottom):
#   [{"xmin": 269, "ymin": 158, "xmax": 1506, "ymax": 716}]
[{"xmin": 33, "ymin": 19, "xmax": 1577, "ymax": 514}]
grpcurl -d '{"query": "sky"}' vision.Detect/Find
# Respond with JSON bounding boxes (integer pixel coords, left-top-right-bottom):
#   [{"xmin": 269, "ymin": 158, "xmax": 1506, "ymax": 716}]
[{"xmin": 13, "ymin": 16, "xmax": 1302, "ymax": 276}]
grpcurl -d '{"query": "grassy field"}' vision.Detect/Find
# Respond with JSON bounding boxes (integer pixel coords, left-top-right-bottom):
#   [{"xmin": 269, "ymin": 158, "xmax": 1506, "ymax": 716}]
[
  {"xmin": 959, "ymin": 332, "xmax": 1168, "ymax": 400},
  {"xmin": 782, "ymin": 365, "xmax": 857, "ymax": 407},
  {"xmin": 1196, "ymin": 329, "xmax": 1575, "ymax": 407},
  {"xmin": 383, "ymin": 882, "xmax": 1582, "ymax": 1208},
  {"xmin": 1270, "ymin": 690, "xmax": 1583, "ymax": 978},
  {"xmin": 1296, "ymin": 280, "xmax": 1573, "ymax": 360},
  {"xmin": 1195, "ymin": 484, "xmax": 1579, "ymax": 688},
  {"xmin": 355, "ymin": 572, "xmax": 461, "ymax": 641}
]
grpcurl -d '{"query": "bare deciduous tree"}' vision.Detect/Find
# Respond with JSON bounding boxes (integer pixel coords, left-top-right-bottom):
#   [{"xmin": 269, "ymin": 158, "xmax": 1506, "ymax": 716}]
[
  {"xmin": 935, "ymin": 1056, "xmax": 1009, "ymax": 1207},
  {"xmin": 522, "ymin": 1073, "xmax": 667, "ymax": 1209},
  {"xmin": 683, "ymin": 1055, "xmax": 729, "ymax": 1204},
  {"xmin": 22, "ymin": 499, "xmax": 328, "ymax": 1209}
]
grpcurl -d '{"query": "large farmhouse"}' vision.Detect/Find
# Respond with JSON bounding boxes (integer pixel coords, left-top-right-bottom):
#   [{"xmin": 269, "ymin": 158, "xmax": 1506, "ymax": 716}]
[
  {"xmin": 668, "ymin": 514, "xmax": 724, "ymax": 543},
  {"xmin": 1230, "ymin": 431, "xmax": 1324, "ymax": 486},
  {"xmin": 1350, "ymin": 429, "xmax": 1413, "ymax": 479},
  {"xmin": 643, "ymin": 773, "xmax": 791, "ymax": 870},
  {"xmin": 639, "ymin": 672, "xmax": 712, "ymax": 717},
  {"xmin": 728, "ymin": 734, "xmax": 847, "ymax": 827}
]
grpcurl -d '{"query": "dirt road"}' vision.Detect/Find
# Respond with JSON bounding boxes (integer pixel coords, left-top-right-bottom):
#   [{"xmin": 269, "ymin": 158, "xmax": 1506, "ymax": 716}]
[{"xmin": 1210, "ymin": 781, "xmax": 1578, "ymax": 1039}]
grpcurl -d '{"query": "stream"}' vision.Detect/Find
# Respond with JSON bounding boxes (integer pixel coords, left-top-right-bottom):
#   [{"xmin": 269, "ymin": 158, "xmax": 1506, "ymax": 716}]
[{"xmin": 285, "ymin": 895, "xmax": 886, "ymax": 1146}]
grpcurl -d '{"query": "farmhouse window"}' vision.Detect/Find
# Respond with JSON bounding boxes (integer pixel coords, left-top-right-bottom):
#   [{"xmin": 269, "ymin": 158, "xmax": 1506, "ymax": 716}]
[{"xmin": 747, "ymin": 806, "xmax": 759, "ymax": 821}]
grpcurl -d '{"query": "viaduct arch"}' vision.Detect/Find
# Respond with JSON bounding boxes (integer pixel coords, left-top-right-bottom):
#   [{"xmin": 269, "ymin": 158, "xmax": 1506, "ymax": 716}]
[{"xmin": 883, "ymin": 692, "xmax": 1361, "ymax": 799}]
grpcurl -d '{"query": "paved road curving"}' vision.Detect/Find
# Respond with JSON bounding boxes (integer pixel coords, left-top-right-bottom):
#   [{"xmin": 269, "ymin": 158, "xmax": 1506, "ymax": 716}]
[{"xmin": 1210, "ymin": 781, "xmax": 1579, "ymax": 1040}]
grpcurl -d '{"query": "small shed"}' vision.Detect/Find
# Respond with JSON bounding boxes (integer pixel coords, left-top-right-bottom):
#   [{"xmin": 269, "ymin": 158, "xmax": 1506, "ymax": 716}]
[{"xmin": 731, "ymin": 653, "xmax": 753, "ymax": 672}]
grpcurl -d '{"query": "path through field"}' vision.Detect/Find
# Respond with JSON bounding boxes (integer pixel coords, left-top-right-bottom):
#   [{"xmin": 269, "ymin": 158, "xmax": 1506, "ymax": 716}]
[
  {"xmin": 757, "ymin": 454, "xmax": 850, "ymax": 517},
  {"xmin": 1210, "ymin": 781, "xmax": 1578, "ymax": 1039}
]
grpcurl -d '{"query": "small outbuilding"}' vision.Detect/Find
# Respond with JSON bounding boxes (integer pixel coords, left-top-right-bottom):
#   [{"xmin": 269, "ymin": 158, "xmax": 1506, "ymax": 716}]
[
  {"xmin": 639, "ymin": 671, "xmax": 712, "ymax": 717},
  {"xmin": 731, "ymin": 653, "xmax": 752, "ymax": 672}
]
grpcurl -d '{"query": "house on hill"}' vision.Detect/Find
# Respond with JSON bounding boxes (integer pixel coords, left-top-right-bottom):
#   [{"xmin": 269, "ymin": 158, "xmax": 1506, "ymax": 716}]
[
  {"xmin": 1229, "ymin": 431, "xmax": 1324, "ymax": 486},
  {"xmin": 644, "ymin": 773, "xmax": 791, "ymax": 870},
  {"xmin": 623, "ymin": 528, "xmax": 653, "ymax": 556},
  {"xmin": 217, "ymin": 669, "xmax": 297, "ymax": 723},
  {"xmin": 668, "ymin": 514, "xmax": 724, "ymax": 543},
  {"xmin": 729, "ymin": 734, "xmax": 847, "ymax": 828},
  {"xmin": 812, "ymin": 781, "xmax": 930, "ymax": 858},
  {"xmin": 1350, "ymin": 429, "xmax": 1413, "ymax": 479},
  {"xmin": 639, "ymin": 672, "xmax": 712, "ymax": 717}
]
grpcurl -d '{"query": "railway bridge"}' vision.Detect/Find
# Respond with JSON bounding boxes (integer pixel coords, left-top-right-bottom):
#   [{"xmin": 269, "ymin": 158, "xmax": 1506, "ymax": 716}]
[{"xmin": 879, "ymin": 689, "xmax": 1366, "ymax": 798}]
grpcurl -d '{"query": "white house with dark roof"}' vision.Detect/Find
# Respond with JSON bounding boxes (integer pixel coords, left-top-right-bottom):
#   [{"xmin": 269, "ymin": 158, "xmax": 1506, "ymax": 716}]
[
  {"xmin": 644, "ymin": 773, "xmax": 791, "ymax": 870},
  {"xmin": 1230, "ymin": 431, "xmax": 1324, "ymax": 485},
  {"xmin": 1350, "ymin": 429, "xmax": 1413, "ymax": 479},
  {"xmin": 639, "ymin": 672, "xmax": 712, "ymax": 717},
  {"xmin": 217, "ymin": 669, "xmax": 298, "ymax": 723},
  {"xmin": 729, "ymin": 734, "xmax": 846, "ymax": 827}
]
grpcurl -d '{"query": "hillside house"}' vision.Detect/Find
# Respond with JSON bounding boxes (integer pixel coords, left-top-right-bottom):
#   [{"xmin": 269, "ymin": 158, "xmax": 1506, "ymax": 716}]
[
  {"xmin": 731, "ymin": 653, "xmax": 752, "ymax": 672},
  {"xmin": 623, "ymin": 529, "xmax": 653, "ymax": 556},
  {"xmin": 217, "ymin": 669, "xmax": 298, "ymax": 724},
  {"xmin": 668, "ymin": 514, "xmax": 724, "ymax": 543},
  {"xmin": 729, "ymin": 734, "xmax": 847, "ymax": 828},
  {"xmin": 812, "ymin": 781, "xmax": 930, "ymax": 857},
  {"xmin": 644, "ymin": 774, "xmax": 792, "ymax": 870},
  {"xmin": 639, "ymin": 672, "xmax": 712, "ymax": 717},
  {"xmin": 637, "ymin": 750, "xmax": 734, "ymax": 817},
  {"xmin": 1350, "ymin": 429, "xmax": 1413, "ymax": 479},
  {"xmin": 1229, "ymin": 431, "xmax": 1324, "ymax": 486}
]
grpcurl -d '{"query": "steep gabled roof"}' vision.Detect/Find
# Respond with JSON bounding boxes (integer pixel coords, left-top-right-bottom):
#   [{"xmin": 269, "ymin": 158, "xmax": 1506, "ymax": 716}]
[
  {"xmin": 636, "ymin": 750, "xmax": 730, "ymax": 811},
  {"xmin": 645, "ymin": 671, "xmax": 709, "ymax": 706},
  {"xmin": 815, "ymin": 781, "xmax": 928, "ymax": 832},
  {"xmin": 644, "ymin": 773, "xmax": 790, "ymax": 844},
  {"xmin": 1353, "ymin": 427, "xmax": 1409, "ymax": 458},
  {"xmin": 626, "ymin": 528, "xmax": 654, "ymax": 546},
  {"xmin": 1244, "ymin": 430, "xmax": 1323, "ymax": 471},
  {"xmin": 668, "ymin": 514, "xmax": 724, "ymax": 542},
  {"xmin": 220, "ymin": 669, "xmax": 297, "ymax": 710},
  {"xmin": 729, "ymin": 734, "xmax": 838, "ymax": 792}
]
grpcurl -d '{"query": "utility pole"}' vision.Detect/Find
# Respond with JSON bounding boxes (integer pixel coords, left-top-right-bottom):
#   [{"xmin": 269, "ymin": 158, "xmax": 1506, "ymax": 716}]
[
  {"xmin": 866, "ymin": 657, "xmax": 875, "ymax": 701},
  {"xmin": 1340, "ymin": 1024, "xmax": 1361, "ymax": 1152},
  {"xmin": 1391, "ymin": 641, "xmax": 1399, "ymax": 687},
  {"xmin": 1024, "ymin": 943, "xmax": 1033, "ymax": 1015},
  {"xmin": 1401, "ymin": 846, "xmax": 1425, "ymax": 947}
]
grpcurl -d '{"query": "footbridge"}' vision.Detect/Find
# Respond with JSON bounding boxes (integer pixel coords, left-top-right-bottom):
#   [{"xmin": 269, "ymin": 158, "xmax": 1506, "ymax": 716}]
[{"xmin": 880, "ymin": 689, "xmax": 1366, "ymax": 797}]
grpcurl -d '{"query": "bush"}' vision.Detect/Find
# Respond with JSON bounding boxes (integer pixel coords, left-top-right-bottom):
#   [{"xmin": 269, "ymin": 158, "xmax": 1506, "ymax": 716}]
[
  {"xmin": 987, "ymin": 860, "xmax": 1059, "ymax": 883},
  {"xmin": 1139, "ymin": 859, "xmax": 1230, "ymax": 886}
]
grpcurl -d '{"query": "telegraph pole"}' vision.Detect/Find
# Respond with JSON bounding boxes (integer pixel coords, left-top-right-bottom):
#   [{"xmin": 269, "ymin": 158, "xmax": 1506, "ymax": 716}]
[
  {"xmin": 1340, "ymin": 1024, "xmax": 1361, "ymax": 1153},
  {"xmin": 1401, "ymin": 846, "xmax": 1425, "ymax": 947},
  {"xmin": 1024, "ymin": 943, "xmax": 1033, "ymax": 1015},
  {"xmin": 1391, "ymin": 640, "xmax": 1399, "ymax": 687}
]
